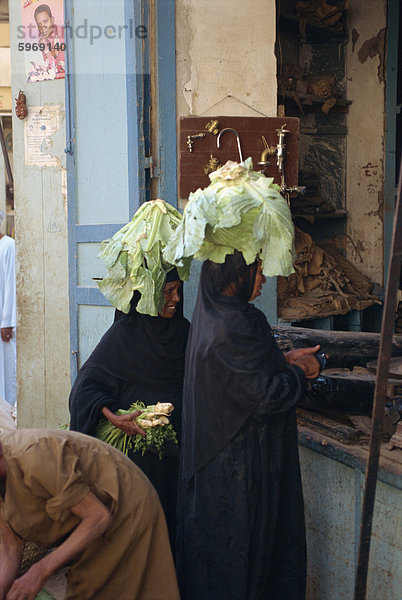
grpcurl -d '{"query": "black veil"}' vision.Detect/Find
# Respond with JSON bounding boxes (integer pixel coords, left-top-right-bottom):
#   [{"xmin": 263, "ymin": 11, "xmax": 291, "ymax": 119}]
[
  {"xmin": 69, "ymin": 271, "xmax": 189, "ymax": 434},
  {"xmin": 204, "ymin": 251, "xmax": 258, "ymax": 301},
  {"xmin": 181, "ymin": 252, "xmax": 287, "ymax": 482}
]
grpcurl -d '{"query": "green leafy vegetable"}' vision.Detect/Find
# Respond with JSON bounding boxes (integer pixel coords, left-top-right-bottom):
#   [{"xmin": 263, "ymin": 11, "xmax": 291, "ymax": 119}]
[
  {"xmin": 35, "ymin": 592, "xmax": 56, "ymax": 600},
  {"xmin": 164, "ymin": 158, "xmax": 295, "ymax": 277},
  {"xmin": 97, "ymin": 199, "xmax": 192, "ymax": 316},
  {"xmin": 96, "ymin": 402, "xmax": 178, "ymax": 460}
]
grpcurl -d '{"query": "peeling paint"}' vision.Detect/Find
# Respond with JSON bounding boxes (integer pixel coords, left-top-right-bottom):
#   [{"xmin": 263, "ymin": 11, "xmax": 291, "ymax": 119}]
[
  {"xmin": 357, "ymin": 28, "xmax": 386, "ymax": 83},
  {"xmin": 61, "ymin": 167, "xmax": 67, "ymax": 212},
  {"xmin": 180, "ymin": 0, "xmax": 195, "ymax": 113},
  {"xmin": 346, "ymin": 1, "xmax": 386, "ymax": 284},
  {"xmin": 351, "ymin": 28, "xmax": 360, "ymax": 52}
]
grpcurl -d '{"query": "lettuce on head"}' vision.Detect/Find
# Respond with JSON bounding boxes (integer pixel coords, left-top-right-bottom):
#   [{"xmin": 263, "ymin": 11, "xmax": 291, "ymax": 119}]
[
  {"xmin": 163, "ymin": 158, "xmax": 295, "ymax": 277},
  {"xmin": 97, "ymin": 199, "xmax": 191, "ymax": 316}
]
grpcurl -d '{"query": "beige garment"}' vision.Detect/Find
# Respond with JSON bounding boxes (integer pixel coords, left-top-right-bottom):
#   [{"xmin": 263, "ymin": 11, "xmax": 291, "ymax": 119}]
[
  {"xmin": 0, "ymin": 397, "xmax": 16, "ymax": 430},
  {"xmin": 0, "ymin": 429, "xmax": 180, "ymax": 600}
]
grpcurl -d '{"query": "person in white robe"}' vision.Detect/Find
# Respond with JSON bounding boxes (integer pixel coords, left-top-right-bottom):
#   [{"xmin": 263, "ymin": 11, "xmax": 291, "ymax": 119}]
[{"xmin": 0, "ymin": 209, "xmax": 16, "ymax": 406}]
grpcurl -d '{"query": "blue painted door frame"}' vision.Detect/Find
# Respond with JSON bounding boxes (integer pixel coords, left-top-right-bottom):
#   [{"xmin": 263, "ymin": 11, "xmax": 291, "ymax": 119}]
[{"xmin": 65, "ymin": 0, "xmax": 177, "ymax": 381}]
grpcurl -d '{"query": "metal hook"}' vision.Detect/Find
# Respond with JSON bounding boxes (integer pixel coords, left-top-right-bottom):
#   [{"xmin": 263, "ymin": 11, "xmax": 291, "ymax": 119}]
[{"xmin": 216, "ymin": 127, "xmax": 244, "ymax": 163}]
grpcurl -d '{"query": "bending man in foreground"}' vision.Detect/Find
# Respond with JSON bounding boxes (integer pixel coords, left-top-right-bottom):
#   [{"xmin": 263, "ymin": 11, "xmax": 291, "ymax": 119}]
[{"xmin": 0, "ymin": 428, "xmax": 180, "ymax": 600}]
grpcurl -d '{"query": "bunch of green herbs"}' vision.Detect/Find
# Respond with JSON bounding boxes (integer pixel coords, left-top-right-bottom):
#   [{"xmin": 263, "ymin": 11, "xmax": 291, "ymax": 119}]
[{"xmin": 96, "ymin": 401, "xmax": 178, "ymax": 460}]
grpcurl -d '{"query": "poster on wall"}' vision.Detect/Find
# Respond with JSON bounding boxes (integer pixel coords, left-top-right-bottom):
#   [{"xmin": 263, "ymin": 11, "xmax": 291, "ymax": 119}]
[{"xmin": 20, "ymin": 0, "xmax": 65, "ymax": 83}]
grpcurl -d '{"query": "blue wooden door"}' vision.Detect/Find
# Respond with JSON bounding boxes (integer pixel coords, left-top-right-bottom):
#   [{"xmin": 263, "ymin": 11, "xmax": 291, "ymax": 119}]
[{"xmin": 65, "ymin": 0, "xmax": 177, "ymax": 380}]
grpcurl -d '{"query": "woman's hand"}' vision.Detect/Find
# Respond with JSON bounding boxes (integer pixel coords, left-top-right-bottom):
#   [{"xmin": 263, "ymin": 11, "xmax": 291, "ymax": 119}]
[
  {"xmin": 102, "ymin": 407, "xmax": 146, "ymax": 437},
  {"xmin": 285, "ymin": 345, "xmax": 328, "ymax": 379},
  {"xmin": 293, "ymin": 355, "xmax": 321, "ymax": 379},
  {"xmin": 284, "ymin": 345, "xmax": 320, "ymax": 364}
]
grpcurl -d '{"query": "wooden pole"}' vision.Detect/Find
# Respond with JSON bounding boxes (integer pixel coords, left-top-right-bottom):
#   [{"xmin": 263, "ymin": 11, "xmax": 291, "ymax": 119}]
[{"xmin": 354, "ymin": 159, "xmax": 402, "ymax": 599}]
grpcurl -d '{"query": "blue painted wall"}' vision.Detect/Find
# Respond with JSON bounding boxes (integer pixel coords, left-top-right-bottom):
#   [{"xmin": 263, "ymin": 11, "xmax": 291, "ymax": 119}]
[
  {"xmin": 66, "ymin": 0, "xmax": 146, "ymax": 375},
  {"xmin": 66, "ymin": 0, "xmax": 179, "ymax": 375},
  {"xmin": 299, "ymin": 445, "xmax": 401, "ymax": 600}
]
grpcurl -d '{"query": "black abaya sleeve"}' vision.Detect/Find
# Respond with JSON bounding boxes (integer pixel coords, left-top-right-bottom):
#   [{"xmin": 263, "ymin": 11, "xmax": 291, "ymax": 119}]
[
  {"xmin": 69, "ymin": 366, "xmax": 122, "ymax": 436},
  {"xmin": 252, "ymin": 364, "xmax": 305, "ymax": 421}
]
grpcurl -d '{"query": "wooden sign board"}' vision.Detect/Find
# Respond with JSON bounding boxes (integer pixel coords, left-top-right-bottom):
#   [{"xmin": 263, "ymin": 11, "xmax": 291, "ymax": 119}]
[{"xmin": 179, "ymin": 116, "xmax": 300, "ymax": 203}]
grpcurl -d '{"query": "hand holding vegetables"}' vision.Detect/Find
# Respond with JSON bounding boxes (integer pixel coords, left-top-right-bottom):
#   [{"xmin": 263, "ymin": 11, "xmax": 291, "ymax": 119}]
[
  {"xmin": 97, "ymin": 402, "xmax": 178, "ymax": 459},
  {"xmin": 102, "ymin": 407, "xmax": 146, "ymax": 437}
]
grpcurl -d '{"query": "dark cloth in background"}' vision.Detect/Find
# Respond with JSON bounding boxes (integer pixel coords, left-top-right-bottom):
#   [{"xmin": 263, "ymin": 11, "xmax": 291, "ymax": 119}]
[
  {"xmin": 69, "ymin": 306, "xmax": 189, "ymax": 547},
  {"xmin": 177, "ymin": 258, "xmax": 307, "ymax": 600}
]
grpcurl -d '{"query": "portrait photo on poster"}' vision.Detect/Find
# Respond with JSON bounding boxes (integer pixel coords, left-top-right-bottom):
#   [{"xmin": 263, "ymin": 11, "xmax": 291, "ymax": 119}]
[{"xmin": 19, "ymin": 0, "xmax": 65, "ymax": 83}]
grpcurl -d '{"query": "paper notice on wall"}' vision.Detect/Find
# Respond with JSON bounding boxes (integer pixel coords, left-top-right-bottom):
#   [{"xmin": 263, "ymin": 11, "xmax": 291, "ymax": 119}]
[{"xmin": 24, "ymin": 105, "xmax": 61, "ymax": 167}]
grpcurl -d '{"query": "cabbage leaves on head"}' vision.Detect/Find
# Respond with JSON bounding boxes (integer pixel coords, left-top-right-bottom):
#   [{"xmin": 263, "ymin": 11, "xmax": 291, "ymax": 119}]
[
  {"xmin": 97, "ymin": 199, "xmax": 191, "ymax": 316},
  {"xmin": 163, "ymin": 158, "xmax": 296, "ymax": 277}
]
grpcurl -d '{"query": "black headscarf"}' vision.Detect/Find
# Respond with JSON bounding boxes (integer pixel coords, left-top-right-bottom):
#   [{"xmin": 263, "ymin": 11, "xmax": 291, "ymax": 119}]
[
  {"xmin": 181, "ymin": 252, "xmax": 289, "ymax": 482},
  {"xmin": 69, "ymin": 278, "xmax": 190, "ymax": 434},
  {"xmin": 205, "ymin": 251, "xmax": 258, "ymax": 301}
]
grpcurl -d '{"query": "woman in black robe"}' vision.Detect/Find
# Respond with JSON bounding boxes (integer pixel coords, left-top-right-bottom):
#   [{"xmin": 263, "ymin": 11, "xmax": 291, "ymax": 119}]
[
  {"xmin": 69, "ymin": 270, "xmax": 190, "ymax": 548},
  {"xmin": 177, "ymin": 252, "xmax": 321, "ymax": 600}
]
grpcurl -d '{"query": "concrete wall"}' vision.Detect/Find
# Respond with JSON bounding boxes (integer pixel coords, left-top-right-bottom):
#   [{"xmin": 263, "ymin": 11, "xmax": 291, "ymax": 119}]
[
  {"xmin": 176, "ymin": 0, "xmax": 277, "ymax": 118},
  {"xmin": 300, "ymin": 446, "xmax": 401, "ymax": 600},
  {"xmin": 9, "ymin": 4, "xmax": 70, "ymax": 427},
  {"xmin": 175, "ymin": 0, "xmax": 279, "ymax": 323},
  {"xmin": 346, "ymin": 0, "xmax": 387, "ymax": 285}
]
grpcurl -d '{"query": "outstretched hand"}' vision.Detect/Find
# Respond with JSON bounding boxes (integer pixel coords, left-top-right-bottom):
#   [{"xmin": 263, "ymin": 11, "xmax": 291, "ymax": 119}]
[
  {"xmin": 284, "ymin": 345, "xmax": 320, "ymax": 364},
  {"xmin": 285, "ymin": 345, "xmax": 324, "ymax": 379}
]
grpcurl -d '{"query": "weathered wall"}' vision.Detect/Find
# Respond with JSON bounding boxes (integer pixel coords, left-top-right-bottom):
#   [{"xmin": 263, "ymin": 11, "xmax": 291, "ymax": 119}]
[
  {"xmin": 175, "ymin": 0, "xmax": 279, "ymax": 323},
  {"xmin": 346, "ymin": 0, "xmax": 387, "ymax": 284},
  {"xmin": 9, "ymin": 4, "xmax": 70, "ymax": 427},
  {"xmin": 300, "ymin": 446, "xmax": 401, "ymax": 600},
  {"xmin": 176, "ymin": 0, "xmax": 277, "ymax": 119}
]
